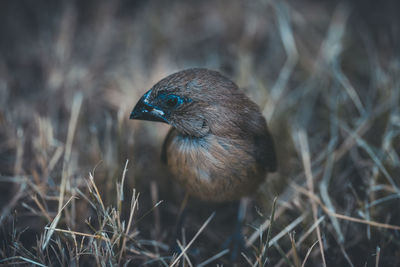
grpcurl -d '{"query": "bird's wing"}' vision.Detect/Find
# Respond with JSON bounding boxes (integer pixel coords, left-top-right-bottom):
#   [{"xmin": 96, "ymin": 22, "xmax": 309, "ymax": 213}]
[{"xmin": 255, "ymin": 130, "xmax": 277, "ymax": 173}]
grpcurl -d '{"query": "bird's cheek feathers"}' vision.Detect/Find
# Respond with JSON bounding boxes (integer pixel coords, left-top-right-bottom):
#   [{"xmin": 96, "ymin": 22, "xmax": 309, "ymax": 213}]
[{"xmin": 170, "ymin": 116, "xmax": 210, "ymax": 137}]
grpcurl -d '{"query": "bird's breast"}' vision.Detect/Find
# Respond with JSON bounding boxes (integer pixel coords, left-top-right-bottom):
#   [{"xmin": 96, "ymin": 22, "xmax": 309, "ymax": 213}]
[{"xmin": 166, "ymin": 132, "xmax": 265, "ymax": 201}]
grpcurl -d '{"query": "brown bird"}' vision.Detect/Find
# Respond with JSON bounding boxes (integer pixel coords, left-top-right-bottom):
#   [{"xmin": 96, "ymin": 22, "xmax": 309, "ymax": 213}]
[{"xmin": 130, "ymin": 68, "xmax": 277, "ymax": 202}]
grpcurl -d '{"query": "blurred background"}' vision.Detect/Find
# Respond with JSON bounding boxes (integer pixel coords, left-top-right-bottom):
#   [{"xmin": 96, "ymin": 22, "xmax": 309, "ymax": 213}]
[{"xmin": 0, "ymin": 0, "xmax": 399, "ymax": 266}]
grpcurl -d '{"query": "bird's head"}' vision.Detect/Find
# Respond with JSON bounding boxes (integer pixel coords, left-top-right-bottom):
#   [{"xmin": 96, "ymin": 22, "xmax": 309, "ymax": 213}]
[{"xmin": 130, "ymin": 68, "xmax": 241, "ymax": 137}]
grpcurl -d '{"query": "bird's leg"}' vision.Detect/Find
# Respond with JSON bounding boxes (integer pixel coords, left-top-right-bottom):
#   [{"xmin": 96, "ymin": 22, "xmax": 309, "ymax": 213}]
[
  {"xmin": 174, "ymin": 192, "xmax": 189, "ymax": 237},
  {"xmin": 178, "ymin": 193, "xmax": 190, "ymax": 221},
  {"xmin": 170, "ymin": 192, "xmax": 198, "ymax": 255},
  {"xmin": 223, "ymin": 197, "xmax": 250, "ymax": 261}
]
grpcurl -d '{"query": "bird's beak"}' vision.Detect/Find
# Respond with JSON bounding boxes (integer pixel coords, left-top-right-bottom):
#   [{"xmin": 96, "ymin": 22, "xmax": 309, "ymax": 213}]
[{"xmin": 130, "ymin": 90, "xmax": 168, "ymax": 123}]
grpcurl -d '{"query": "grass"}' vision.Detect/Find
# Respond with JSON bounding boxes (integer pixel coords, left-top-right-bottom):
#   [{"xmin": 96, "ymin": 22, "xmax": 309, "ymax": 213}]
[{"xmin": 0, "ymin": 0, "xmax": 399, "ymax": 266}]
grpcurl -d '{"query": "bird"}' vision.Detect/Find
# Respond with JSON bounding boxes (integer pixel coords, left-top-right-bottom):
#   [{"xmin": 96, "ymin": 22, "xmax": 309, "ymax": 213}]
[{"xmin": 130, "ymin": 68, "xmax": 277, "ymax": 202}]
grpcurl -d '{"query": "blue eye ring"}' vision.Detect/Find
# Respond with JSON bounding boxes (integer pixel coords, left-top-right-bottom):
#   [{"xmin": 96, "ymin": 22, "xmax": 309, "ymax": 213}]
[
  {"xmin": 158, "ymin": 93, "xmax": 188, "ymax": 109},
  {"xmin": 166, "ymin": 95, "xmax": 180, "ymax": 107}
]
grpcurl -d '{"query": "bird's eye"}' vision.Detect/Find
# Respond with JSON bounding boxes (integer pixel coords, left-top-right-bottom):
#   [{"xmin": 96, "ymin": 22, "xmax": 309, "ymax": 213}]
[
  {"xmin": 158, "ymin": 93, "xmax": 189, "ymax": 109},
  {"xmin": 162, "ymin": 94, "xmax": 184, "ymax": 108},
  {"xmin": 166, "ymin": 96, "xmax": 178, "ymax": 107}
]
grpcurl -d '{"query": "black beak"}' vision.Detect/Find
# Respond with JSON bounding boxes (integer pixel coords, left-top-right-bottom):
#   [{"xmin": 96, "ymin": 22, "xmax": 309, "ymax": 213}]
[{"xmin": 130, "ymin": 91, "xmax": 168, "ymax": 123}]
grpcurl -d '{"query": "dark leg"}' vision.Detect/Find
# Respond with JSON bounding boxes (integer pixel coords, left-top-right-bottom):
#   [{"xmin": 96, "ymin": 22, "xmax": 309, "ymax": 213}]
[
  {"xmin": 174, "ymin": 192, "xmax": 190, "ymax": 237},
  {"xmin": 223, "ymin": 197, "xmax": 249, "ymax": 260},
  {"xmin": 170, "ymin": 193, "xmax": 199, "ymax": 256}
]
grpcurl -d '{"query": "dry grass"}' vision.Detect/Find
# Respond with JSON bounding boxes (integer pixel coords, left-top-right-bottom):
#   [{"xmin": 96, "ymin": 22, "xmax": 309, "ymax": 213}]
[{"xmin": 0, "ymin": 0, "xmax": 399, "ymax": 266}]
